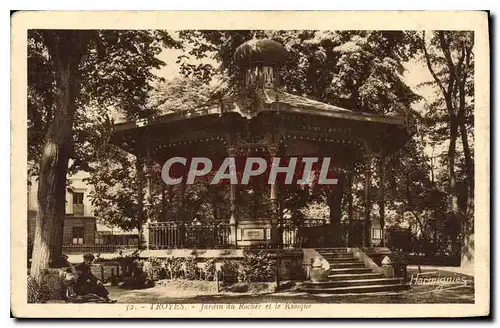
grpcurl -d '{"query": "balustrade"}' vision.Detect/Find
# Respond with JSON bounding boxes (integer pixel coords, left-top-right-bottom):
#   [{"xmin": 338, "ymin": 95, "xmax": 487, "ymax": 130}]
[{"xmin": 146, "ymin": 219, "xmax": 362, "ymax": 249}]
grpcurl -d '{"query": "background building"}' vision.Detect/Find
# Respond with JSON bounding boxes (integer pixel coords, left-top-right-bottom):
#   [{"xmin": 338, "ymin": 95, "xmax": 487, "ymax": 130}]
[{"xmin": 28, "ymin": 171, "xmax": 138, "ymax": 254}]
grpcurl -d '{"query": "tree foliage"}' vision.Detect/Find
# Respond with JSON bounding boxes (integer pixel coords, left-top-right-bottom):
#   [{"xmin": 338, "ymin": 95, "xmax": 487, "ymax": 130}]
[
  {"xmin": 28, "ymin": 30, "xmax": 180, "ymax": 176},
  {"xmin": 149, "ymin": 76, "xmax": 217, "ymax": 115},
  {"xmin": 177, "ymin": 30, "xmax": 421, "ymax": 115},
  {"xmin": 28, "ymin": 29, "xmax": 180, "ymax": 280}
]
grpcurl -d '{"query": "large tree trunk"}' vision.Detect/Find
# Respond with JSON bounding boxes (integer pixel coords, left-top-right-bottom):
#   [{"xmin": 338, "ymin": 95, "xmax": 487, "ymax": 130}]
[
  {"xmin": 30, "ymin": 32, "xmax": 85, "ymax": 282},
  {"xmin": 459, "ymin": 121, "xmax": 474, "ymax": 267},
  {"xmin": 461, "ymin": 229, "xmax": 474, "ymax": 267},
  {"xmin": 448, "ymin": 119, "xmax": 459, "ymax": 212},
  {"xmin": 459, "ymin": 121, "xmax": 474, "ymax": 214},
  {"xmin": 447, "ymin": 117, "xmax": 461, "ymax": 257},
  {"xmin": 30, "ymin": 129, "xmax": 72, "ymax": 282}
]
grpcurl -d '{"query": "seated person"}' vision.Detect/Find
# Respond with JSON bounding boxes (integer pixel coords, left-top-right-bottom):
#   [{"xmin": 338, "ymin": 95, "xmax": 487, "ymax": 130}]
[
  {"xmin": 118, "ymin": 259, "xmax": 154, "ymax": 290},
  {"xmin": 72, "ymin": 253, "xmax": 116, "ymax": 303}
]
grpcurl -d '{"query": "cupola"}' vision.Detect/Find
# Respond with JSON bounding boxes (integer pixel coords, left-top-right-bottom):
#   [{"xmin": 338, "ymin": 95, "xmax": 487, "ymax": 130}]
[{"xmin": 233, "ymin": 38, "xmax": 288, "ymax": 89}]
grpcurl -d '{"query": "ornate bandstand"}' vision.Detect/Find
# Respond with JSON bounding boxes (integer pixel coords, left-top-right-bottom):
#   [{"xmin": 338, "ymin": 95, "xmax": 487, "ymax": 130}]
[{"xmin": 110, "ymin": 38, "xmax": 416, "ymax": 250}]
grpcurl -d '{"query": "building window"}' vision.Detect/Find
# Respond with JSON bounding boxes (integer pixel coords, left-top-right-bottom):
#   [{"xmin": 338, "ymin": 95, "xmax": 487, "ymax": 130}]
[
  {"xmin": 73, "ymin": 192, "xmax": 84, "ymax": 205},
  {"xmin": 72, "ymin": 226, "xmax": 84, "ymax": 245},
  {"xmin": 73, "ymin": 192, "xmax": 84, "ymax": 215},
  {"xmin": 371, "ymin": 227, "xmax": 382, "ymax": 240}
]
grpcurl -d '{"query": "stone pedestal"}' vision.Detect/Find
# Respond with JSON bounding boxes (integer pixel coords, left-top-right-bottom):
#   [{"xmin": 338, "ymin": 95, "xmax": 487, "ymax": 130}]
[
  {"xmin": 381, "ymin": 256, "xmax": 394, "ymax": 278},
  {"xmin": 141, "ymin": 223, "xmax": 150, "ymax": 250},
  {"xmin": 236, "ymin": 218, "xmax": 273, "ymax": 248}
]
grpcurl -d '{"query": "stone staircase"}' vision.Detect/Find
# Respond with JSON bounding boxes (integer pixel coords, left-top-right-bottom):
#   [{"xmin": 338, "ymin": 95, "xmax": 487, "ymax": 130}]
[{"xmin": 299, "ymin": 248, "xmax": 410, "ymax": 294}]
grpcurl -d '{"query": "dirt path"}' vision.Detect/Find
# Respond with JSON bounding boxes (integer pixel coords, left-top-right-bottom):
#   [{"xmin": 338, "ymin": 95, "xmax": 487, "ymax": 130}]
[{"xmin": 108, "ymin": 271, "xmax": 474, "ymax": 304}]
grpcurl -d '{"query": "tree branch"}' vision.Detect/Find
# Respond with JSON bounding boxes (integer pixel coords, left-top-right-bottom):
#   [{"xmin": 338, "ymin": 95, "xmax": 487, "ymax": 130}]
[
  {"xmin": 422, "ymin": 31, "xmax": 448, "ymax": 98},
  {"xmin": 438, "ymin": 31, "xmax": 462, "ymax": 84},
  {"xmin": 410, "ymin": 211, "xmax": 426, "ymax": 234}
]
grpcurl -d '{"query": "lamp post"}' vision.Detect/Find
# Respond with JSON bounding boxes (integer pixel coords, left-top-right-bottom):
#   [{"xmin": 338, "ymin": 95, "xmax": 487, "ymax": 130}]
[{"xmin": 371, "ymin": 219, "xmax": 383, "ymax": 247}]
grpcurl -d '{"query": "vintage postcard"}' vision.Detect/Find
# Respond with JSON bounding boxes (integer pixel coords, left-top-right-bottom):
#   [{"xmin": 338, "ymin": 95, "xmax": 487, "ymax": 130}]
[{"xmin": 11, "ymin": 11, "xmax": 490, "ymax": 318}]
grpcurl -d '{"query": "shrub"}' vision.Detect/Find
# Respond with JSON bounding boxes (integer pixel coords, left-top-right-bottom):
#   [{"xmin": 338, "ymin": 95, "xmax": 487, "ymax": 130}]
[
  {"xmin": 389, "ymin": 250, "xmax": 408, "ymax": 281},
  {"xmin": 229, "ymin": 282, "xmax": 249, "ymax": 293},
  {"xmin": 183, "ymin": 256, "xmax": 200, "ymax": 280},
  {"xmin": 27, "ymin": 276, "xmax": 42, "ymax": 303},
  {"xmin": 220, "ymin": 260, "xmax": 239, "ymax": 284},
  {"xmin": 282, "ymin": 258, "xmax": 307, "ymax": 280},
  {"xmin": 164, "ymin": 257, "xmax": 183, "ymax": 279},
  {"xmin": 27, "ymin": 270, "xmax": 66, "ymax": 303},
  {"xmin": 203, "ymin": 258, "xmax": 216, "ymax": 281},
  {"xmin": 144, "ymin": 257, "xmax": 166, "ymax": 281},
  {"xmin": 239, "ymin": 251, "xmax": 276, "ymax": 282},
  {"xmin": 162, "ymin": 257, "xmax": 201, "ymax": 280},
  {"xmin": 386, "ymin": 228, "xmax": 413, "ymax": 253},
  {"xmin": 116, "ymin": 254, "xmax": 140, "ymax": 279}
]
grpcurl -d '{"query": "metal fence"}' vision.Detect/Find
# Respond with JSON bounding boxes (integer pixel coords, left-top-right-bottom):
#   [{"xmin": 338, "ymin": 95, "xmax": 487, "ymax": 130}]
[
  {"xmin": 146, "ymin": 219, "xmax": 362, "ymax": 249},
  {"xmin": 279, "ymin": 219, "xmax": 353, "ymax": 248},
  {"xmin": 147, "ymin": 222, "xmax": 233, "ymax": 249},
  {"xmin": 62, "ymin": 244, "xmax": 137, "ymax": 254}
]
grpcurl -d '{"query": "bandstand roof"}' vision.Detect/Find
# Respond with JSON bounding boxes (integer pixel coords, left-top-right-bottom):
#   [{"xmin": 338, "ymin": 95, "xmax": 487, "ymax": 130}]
[{"xmin": 111, "ymin": 87, "xmax": 414, "ymax": 157}]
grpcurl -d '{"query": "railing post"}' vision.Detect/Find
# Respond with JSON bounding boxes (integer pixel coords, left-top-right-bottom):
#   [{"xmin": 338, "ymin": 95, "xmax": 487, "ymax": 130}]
[
  {"xmin": 377, "ymin": 154, "xmax": 386, "ymax": 247},
  {"xmin": 268, "ymin": 145, "xmax": 280, "ymax": 248},
  {"xmin": 143, "ymin": 222, "xmax": 150, "ymax": 250},
  {"xmin": 363, "ymin": 154, "xmax": 373, "ymax": 248},
  {"xmin": 213, "ymin": 222, "xmax": 217, "ymax": 248},
  {"xmin": 180, "ymin": 222, "xmax": 185, "ymax": 248},
  {"xmin": 275, "ymin": 250, "xmax": 281, "ymax": 290}
]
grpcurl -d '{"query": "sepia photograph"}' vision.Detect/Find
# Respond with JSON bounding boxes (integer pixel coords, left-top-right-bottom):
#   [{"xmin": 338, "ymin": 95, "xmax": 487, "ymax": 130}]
[{"xmin": 10, "ymin": 11, "xmax": 490, "ymax": 318}]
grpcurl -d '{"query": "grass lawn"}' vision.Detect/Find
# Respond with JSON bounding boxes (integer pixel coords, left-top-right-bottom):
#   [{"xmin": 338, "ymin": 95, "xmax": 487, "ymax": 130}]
[{"xmin": 107, "ymin": 267, "xmax": 474, "ymax": 304}]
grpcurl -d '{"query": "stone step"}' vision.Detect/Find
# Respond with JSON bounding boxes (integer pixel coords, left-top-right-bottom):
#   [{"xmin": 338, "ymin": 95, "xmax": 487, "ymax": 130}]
[
  {"xmin": 316, "ymin": 248, "xmax": 348, "ymax": 253},
  {"xmin": 302, "ymin": 278, "xmax": 404, "ymax": 289},
  {"xmin": 328, "ymin": 262, "xmax": 366, "ymax": 269},
  {"xmin": 321, "ymin": 253, "xmax": 355, "ymax": 259},
  {"xmin": 327, "ymin": 258, "xmax": 361, "ymax": 264},
  {"xmin": 298, "ymin": 283, "xmax": 410, "ymax": 294},
  {"xmin": 327, "ymin": 272, "xmax": 384, "ymax": 281},
  {"xmin": 329, "ymin": 267, "xmax": 373, "ymax": 275}
]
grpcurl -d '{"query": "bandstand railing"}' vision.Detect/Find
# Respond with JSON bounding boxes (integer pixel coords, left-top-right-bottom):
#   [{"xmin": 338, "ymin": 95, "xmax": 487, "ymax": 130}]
[
  {"xmin": 147, "ymin": 222, "xmax": 233, "ymax": 249},
  {"xmin": 146, "ymin": 219, "xmax": 363, "ymax": 249},
  {"xmin": 279, "ymin": 219, "xmax": 359, "ymax": 249}
]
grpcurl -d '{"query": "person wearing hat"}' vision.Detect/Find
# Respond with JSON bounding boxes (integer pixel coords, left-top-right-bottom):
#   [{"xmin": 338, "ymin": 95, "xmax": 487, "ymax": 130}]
[{"xmin": 73, "ymin": 253, "xmax": 116, "ymax": 303}]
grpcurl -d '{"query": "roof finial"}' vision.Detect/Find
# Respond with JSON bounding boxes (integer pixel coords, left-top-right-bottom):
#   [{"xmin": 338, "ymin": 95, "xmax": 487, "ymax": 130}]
[{"xmin": 254, "ymin": 31, "xmax": 266, "ymax": 39}]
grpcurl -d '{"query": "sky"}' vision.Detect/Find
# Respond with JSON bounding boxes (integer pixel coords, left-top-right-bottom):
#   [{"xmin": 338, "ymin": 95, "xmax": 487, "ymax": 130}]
[{"xmin": 153, "ymin": 47, "xmax": 190, "ymax": 81}]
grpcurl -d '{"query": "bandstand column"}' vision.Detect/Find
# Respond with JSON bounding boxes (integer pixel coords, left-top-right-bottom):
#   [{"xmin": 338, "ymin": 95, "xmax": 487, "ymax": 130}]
[
  {"xmin": 135, "ymin": 155, "xmax": 146, "ymax": 249},
  {"xmin": 227, "ymin": 147, "xmax": 238, "ymax": 246},
  {"xmin": 377, "ymin": 155, "xmax": 386, "ymax": 247},
  {"xmin": 346, "ymin": 171, "xmax": 353, "ymax": 246},
  {"xmin": 143, "ymin": 152, "xmax": 155, "ymax": 250},
  {"xmin": 144, "ymin": 157, "xmax": 154, "ymax": 224},
  {"xmin": 347, "ymin": 172, "xmax": 354, "ymax": 221},
  {"xmin": 268, "ymin": 145, "xmax": 280, "ymax": 247},
  {"xmin": 363, "ymin": 154, "xmax": 373, "ymax": 248}
]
